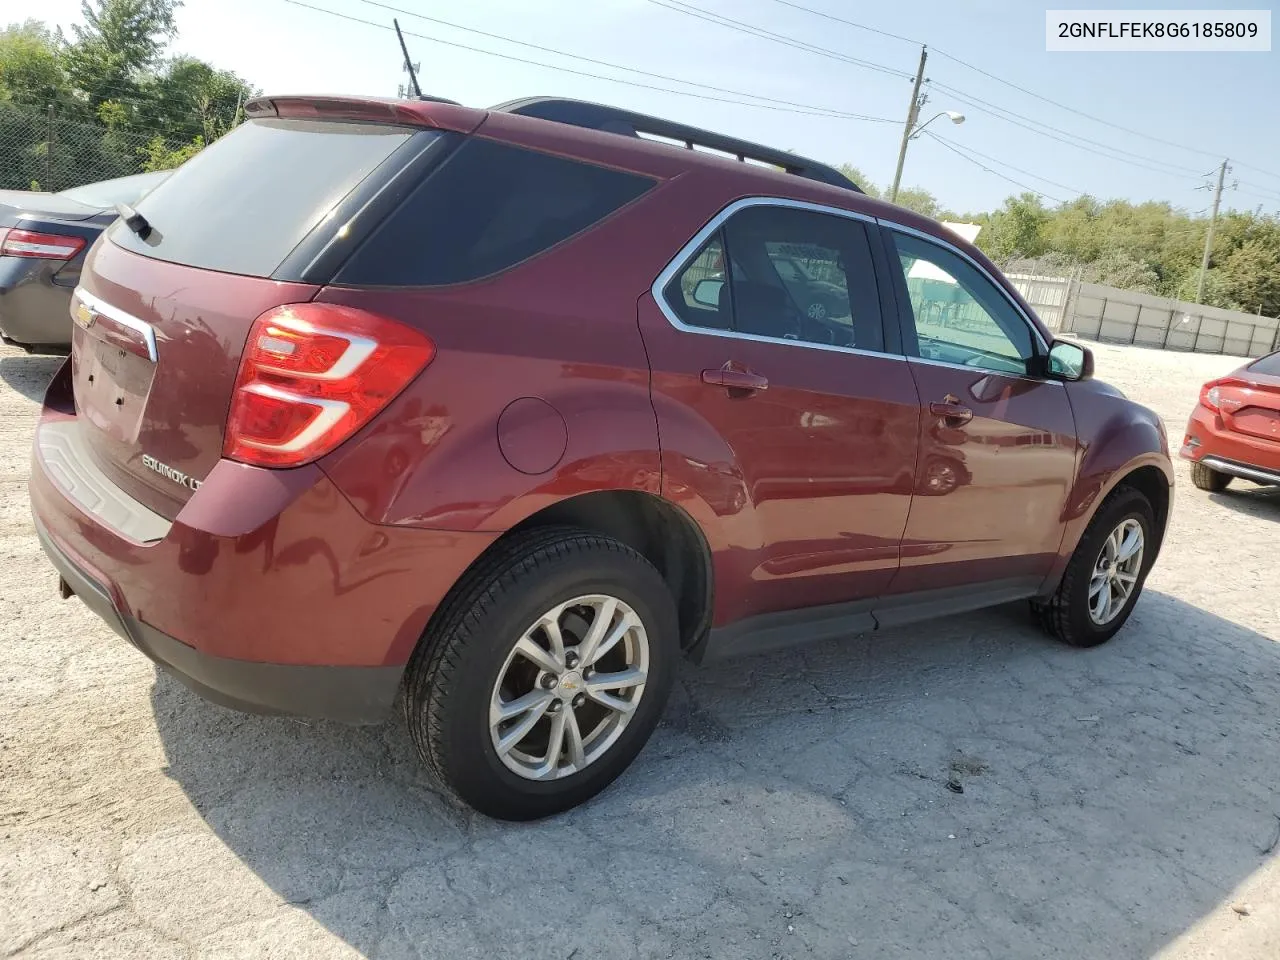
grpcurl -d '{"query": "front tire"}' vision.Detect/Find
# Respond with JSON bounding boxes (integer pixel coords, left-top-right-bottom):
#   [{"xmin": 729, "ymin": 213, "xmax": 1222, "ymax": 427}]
[
  {"xmin": 403, "ymin": 527, "xmax": 678, "ymax": 821},
  {"xmin": 1034, "ymin": 486, "xmax": 1156, "ymax": 648},
  {"xmin": 1190, "ymin": 460, "xmax": 1231, "ymax": 492}
]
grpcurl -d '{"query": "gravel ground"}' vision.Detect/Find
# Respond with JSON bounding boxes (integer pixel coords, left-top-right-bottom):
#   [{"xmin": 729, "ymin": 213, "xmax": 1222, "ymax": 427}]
[{"xmin": 1, "ymin": 339, "xmax": 1278, "ymax": 960}]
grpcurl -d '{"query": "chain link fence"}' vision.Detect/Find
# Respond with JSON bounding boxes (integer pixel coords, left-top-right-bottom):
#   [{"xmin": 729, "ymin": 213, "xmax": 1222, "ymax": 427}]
[{"xmin": 0, "ymin": 102, "xmax": 167, "ymax": 192}]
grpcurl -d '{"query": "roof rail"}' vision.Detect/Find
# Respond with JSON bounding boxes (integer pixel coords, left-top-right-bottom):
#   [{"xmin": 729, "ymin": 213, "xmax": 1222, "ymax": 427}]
[{"xmin": 490, "ymin": 97, "xmax": 862, "ymax": 194}]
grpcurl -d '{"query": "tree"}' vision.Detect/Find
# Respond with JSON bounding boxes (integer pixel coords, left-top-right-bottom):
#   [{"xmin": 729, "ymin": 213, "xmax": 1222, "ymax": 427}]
[
  {"xmin": 1083, "ymin": 249, "xmax": 1160, "ymax": 293},
  {"xmin": 836, "ymin": 163, "xmax": 880, "ymax": 198},
  {"xmin": 1218, "ymin": 240, "xmax": 1280, "ymax": 316},
  {"xmin": 140, "ymin": 56, "xmax": 253, "ymax": 143},
  {"xmin": 62, "ymin": 0, "xmax": 180, "ymax": 110},
  {"xmin": 142, "ymin": 131, "xmax": 201, "ymax": 170},
  {"xmin": 979, "ymin": 193, "xmax": 1049, "ymax": 262},
  {"xmin": 894, "ymin": 187, "xmax": 940, "ymax": 219},
  {"xmin": 0, "ymin": 21, "xmax": 73, "ymax": 109}
]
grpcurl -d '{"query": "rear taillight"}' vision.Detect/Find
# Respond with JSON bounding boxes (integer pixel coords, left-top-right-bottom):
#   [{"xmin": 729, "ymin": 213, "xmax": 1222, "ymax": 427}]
[
  {"xmin": 224, "ymin": 303, "xmax": 435, "ymax": 468},
  {"xmin": 1199, "ymin": 377, "xmax": 1243, "ymax": 413},
  {"xmin": 0, "ymin": 228, "xmax": 87, "ymax": 260}
]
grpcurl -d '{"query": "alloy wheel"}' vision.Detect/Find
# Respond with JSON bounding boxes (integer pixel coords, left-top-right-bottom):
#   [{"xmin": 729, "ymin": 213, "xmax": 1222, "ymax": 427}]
[
  {"xmin": 1088, "ymin": 518, "xmax": 1144, "ymax": 625},
  {"xmin": 489, "ymin": 594, "xmax": 649, "ymax": 781}
]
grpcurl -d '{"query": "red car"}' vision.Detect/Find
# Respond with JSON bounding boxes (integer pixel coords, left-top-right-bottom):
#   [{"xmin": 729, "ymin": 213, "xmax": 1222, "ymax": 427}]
[
  {"xmin": 1181, "ymin": 351, "xmax": 1280, "ymax": 491},
  {"xmin": 29, "ymin": 95, "xmax": 1173, "ymax": 819}
]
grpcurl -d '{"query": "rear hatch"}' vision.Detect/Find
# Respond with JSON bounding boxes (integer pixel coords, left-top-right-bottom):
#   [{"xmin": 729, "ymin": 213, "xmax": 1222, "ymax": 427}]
[
  {"xmin": 70, "ymin": 103, "xmax": 463, "ymax": 519},
  {"xmin": 1222, "ymin": 353, "xmax": 1280, "ymax": 443}
]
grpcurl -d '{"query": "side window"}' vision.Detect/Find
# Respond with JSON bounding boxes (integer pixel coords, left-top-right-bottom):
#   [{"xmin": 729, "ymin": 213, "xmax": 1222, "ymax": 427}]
[
  {"xmin": 338, "ymin": 137, "xmax": 655, "ymax": 286},
  {"xmin": 889, "ymin": 231, "xmax": 1034, "ymax": 375},
  {"xmin": 721, "ymin": 205, "xmax": 883, "ymax": 351},
  {"xmin": 664, "ymin": 233, "xmax": 729, "ymax": 330}
]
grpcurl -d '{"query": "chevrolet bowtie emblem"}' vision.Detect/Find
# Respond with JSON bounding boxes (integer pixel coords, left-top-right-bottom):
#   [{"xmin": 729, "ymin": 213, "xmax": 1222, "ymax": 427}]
[{"xmin": 73, "ymin": 299, "xmax": 96, "ymax": 330}]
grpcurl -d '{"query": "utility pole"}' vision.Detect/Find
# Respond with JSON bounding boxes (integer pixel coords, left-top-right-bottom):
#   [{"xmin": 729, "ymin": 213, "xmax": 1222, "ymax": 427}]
[
  {"xmin": 890, "ymin": 45, "xmax": 927, "ymax": 203},
  {"xmin": 394, "ymin": 18, "xmax": 423, "ymax": 98},
  {"xmin": 1195, "ymin": 159, "xmax": 1228, "ymax": 304}
]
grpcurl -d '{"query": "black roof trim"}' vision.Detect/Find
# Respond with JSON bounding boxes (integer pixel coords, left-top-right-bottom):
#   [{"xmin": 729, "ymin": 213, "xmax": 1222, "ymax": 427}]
[{"xmin": 490, "ymin": 97, "xmax": 862, "ymax": 193}]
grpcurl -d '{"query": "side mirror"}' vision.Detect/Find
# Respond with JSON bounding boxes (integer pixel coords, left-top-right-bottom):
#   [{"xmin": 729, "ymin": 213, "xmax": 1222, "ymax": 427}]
[
  {"xmin": 691, "ymin": 278, "xmax": 724, "ymax": 308},
  {"xmin": 1047, "ymin": 339, "xmax": 1094, "ymax": 381}
]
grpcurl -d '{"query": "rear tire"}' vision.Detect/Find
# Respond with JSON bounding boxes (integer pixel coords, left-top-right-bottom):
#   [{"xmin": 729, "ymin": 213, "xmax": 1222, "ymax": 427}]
[
  {"xmin": 1190, "ymin": 460, "xmax": 1231, "ymax": 492},
  {"xmin": 403, "ymin": 527, "xmax": 678, "ymax": 821},
  {"xmin": 1033, "ymin": 486, "xmax": 1156, "ymax": 648}
]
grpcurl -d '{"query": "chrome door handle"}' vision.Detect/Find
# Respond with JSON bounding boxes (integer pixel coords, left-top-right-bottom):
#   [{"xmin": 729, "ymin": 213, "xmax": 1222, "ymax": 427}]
[
  {"xmin": 929, "ymin": 398, "xmax": 973, "ymax": 425},
  {"xmin": 702, "ymin": 365, "xmax": 769, "ymax": 393}
]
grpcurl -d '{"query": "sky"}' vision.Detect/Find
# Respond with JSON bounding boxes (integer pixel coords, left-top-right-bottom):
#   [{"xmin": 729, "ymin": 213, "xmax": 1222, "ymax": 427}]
[{"xmin": 9, "ymin": 0, "xmax": 1280, "ymax": 216}]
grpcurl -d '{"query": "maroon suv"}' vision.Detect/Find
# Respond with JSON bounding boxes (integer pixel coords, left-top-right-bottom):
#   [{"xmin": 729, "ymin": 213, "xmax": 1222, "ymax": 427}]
[{"xmin": 30, "ymin": 95, "xmax": 1173, "ymax": 819}]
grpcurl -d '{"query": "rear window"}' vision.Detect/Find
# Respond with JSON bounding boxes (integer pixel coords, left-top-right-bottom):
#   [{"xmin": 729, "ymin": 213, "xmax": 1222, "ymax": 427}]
[
  {"xmin": 1248, "ymin": 351, "xmax": 1280, "ymax": 377},
  {"xmin": 108, "ymin": 118, "xmax": 420, "ymax": 277},
  {"xmin": 335, "ymin": 137, "xmax": 655, "ymax": 286}
]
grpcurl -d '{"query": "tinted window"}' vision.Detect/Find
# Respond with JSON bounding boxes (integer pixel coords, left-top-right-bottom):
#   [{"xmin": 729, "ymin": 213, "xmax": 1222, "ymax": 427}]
[
  {"xmin": 338, "ymin": 137, "xmax": 655, "ymax": 286},
  {"xmin": 720, "ymin": 205, "xmax": 883, "ymax": 351},
  {"xmin": 108, "ymin": 118, "xmax": 419, "ymax": 277},
  {"xmin": 1248, "ymin": 351, "xmax": 1280, "ymax": 377},
  {"xmin": 664, "ymin": 233, "xmax": 729, "ymax": 330},
  {"xmin": 890, "ymin": 232, "xmax": 1033, "ymax": 375}
]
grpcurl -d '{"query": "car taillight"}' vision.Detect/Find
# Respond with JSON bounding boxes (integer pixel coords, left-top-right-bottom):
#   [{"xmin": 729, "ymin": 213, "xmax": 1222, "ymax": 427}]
[
  {"xmin": 224, "ymin": 303, "xmax": 434, "ymax": 468},
  {"xmin": 0, "ymin": 228, "xmax": 87, "ymax": 260},
  {"xmin": 1200, "ymin": 377, "xmax": 1244, "ymax": 414}
]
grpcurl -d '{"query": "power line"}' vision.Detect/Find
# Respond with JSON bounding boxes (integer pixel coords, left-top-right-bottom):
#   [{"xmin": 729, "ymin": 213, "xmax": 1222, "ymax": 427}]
[
  {"xmin": 933, "ymin": 85, "xmax": 1207, "ymax": 181},
  {"xmin": 930, "ymin": 81, "xmax": 1205, "ymax": 177},
  {"xmin": 639, "ymin": 0, "xmax": 912, "ymax": 80},
  {"xmin": 924, "ymin": 133, "xmax": 1066, "ymax": 203},
  {"xmin": 927, "ymin": 133, "xmax": 1083, "ymax": 196},
  {"xmin": 642, "ymin": 0, "xmax": 1211, "ymax": 182},
  {"xmin": 757, "ymin": 0, "xmax": 1280, "ymax": 182},
  {"xmin": 354, "ymin": 0, "xmax": 894, "ymax": 121},
  {"xmin": 283, "ymin": 0, "xmax": 896, "ymax": 121},
  {"xmin": 1232, "ymin": 160, "xmax": 1280, "ymax": 185},
  {"xmin": 1234, "ymin": 180, "xmax": 1280, "ymax": 204},
  {"xmin": 761, "ymin": 0, "xmax": 916, "ymax": 44}
]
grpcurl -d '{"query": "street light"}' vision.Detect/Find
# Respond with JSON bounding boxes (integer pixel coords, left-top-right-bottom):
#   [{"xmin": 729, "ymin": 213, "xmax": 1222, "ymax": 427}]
[{"xmin": 890, "ymin": 110, "xmax": 964, "ymax": 202}]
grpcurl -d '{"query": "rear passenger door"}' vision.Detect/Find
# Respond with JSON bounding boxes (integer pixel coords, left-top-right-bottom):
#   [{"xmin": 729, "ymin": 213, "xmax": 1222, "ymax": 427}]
[{"xmin": 639, "ymin": 199, "xmax": 921, "ymax": 625}]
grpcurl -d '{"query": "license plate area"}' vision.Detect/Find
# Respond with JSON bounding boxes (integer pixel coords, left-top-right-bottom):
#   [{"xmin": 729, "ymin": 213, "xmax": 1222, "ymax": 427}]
[
  {"xmin": 1232, "ymin": 406, "xmax": 1280, "ymax": 442},
  {"xmin": 73, "ymin": 328, "xmax": 156, "ymax": 442}
]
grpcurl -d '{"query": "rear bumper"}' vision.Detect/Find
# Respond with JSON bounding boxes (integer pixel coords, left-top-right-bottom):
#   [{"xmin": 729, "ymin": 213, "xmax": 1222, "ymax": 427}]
[
  {"xmin": 37, "ymin": 519, "xmax": 402, "ymax": 722},
  {"xmin": 1196, "ymin": 456, "xmax": 1280, "ymax": 486},
  {"xmin": 1180, "ymin": 403, "xmax": 1280, "ymax": 484},
  {"xmin": 29, "ymin": 362, "xmax": 500, "ymax": 722}
]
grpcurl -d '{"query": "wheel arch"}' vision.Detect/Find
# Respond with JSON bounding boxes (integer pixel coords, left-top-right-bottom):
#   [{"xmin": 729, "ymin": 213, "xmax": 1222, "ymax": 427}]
[
  {"xmin": 432, "ymin": 489, "xmax": 715, "ymax": 655},
  {"xmin": 1041, "ymin": 449, "xmax": 1173, "ymax": 598}
]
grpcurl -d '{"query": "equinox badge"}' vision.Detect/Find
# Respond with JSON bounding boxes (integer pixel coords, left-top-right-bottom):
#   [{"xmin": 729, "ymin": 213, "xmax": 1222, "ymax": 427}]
[{"xmin": 141, "ymin": 454, "xmax": 202, "ymax": 491}]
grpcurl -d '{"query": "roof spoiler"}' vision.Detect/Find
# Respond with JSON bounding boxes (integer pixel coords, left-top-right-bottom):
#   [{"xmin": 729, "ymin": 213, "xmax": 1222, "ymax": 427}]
[
  {"xmin": 491, "ymin": 97, "xmax": 862, "ymax": 193},
  {"xmin": 243, "ymin": 95, "xmax": 482, "ymax": 134}
]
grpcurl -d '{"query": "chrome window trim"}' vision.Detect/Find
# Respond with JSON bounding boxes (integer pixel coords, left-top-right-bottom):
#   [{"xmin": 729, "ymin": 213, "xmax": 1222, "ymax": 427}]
[
  {"xmin": 73, "ymin": 289, "xmax": 159, "ymax": 363},
  {"xmin": 908, "ymin": 354, "xmax": 1064, "ymax": 387},
  {"xmin": 649, "ymin": 196, "xmax": 894, "ymax": 361},
  {"xmin": 876, "ymin": 219, "xmax": 1052, "ymax": 355}
]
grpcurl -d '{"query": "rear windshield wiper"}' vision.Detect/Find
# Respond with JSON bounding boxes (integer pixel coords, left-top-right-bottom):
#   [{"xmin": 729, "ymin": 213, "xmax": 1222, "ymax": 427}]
[{"xmin": 115, "ymin": 203, "xmax": 152, "ymax": 240}]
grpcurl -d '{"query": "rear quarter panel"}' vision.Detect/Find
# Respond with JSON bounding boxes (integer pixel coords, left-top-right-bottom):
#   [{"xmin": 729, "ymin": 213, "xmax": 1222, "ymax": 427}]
[{"xmin": 316, "ymin": 172, "xmax": 720, "ymax": 531}]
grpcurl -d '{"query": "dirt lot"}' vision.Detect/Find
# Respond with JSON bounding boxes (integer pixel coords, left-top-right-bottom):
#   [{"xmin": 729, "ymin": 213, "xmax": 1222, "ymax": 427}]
[{"xmin": 2, "ymin": 340, "xmax": 1278, "ymax": 959}]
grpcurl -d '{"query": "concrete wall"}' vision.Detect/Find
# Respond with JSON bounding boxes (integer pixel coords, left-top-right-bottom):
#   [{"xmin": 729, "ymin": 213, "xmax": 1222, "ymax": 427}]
[{"xmin": 1007, "ymin": 273, "xmax": 1280, "ymax": 357}]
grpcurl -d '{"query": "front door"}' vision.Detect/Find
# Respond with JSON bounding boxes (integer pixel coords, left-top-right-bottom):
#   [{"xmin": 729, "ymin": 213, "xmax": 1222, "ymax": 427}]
[
  {"xmin": 639, "ymin": 200, "xmax": 920, "ymax": 627},
  {"xmin": 880, "ymin": 227, "xmax": 1079, "ymax": 593}
]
